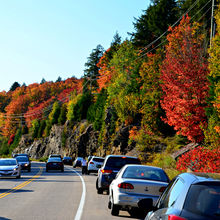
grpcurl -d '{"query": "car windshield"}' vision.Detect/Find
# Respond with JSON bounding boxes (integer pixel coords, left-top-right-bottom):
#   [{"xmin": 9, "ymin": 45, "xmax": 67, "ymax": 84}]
[
  {"xmin": 122, "ymin": 166, "xmax": 169, "ymax": 182},
  {"xmin": 16, "ymin": 156, "xmax": 29, "ymax": 162},
  {"xmin": 93, "ymin": 158, "xmax": 104, "ymax": 162},
  {"xmin": 0, "ymin": 160, "xmax": 17, "ymax": 166},
  {"xmin": 184, "ymin": 182, "xmax": 220, "ymax": 218},
  {"xmin": 105, "ymin": 157, "xmax": 140, "ymax": 169}
]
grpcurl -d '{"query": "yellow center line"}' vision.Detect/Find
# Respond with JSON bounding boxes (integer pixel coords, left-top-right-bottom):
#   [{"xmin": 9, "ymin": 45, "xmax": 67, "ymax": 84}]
[{"xmin": 0, "ymin": 166, "xmax": 43, "ymax": 199}]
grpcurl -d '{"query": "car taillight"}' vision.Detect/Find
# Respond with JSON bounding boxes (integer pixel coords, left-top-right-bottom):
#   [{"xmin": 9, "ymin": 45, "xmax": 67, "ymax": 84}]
[
  {"xmin": 168, "ymin": 215, "xmax": 186, "ymax": 220},
  {"xmin": 118, "ymin": 182, "xmax": 134, "ymax": 189},
  {"xmin": 159, "ymin": 186, "xmax": 166, "ymax": 192},
  {"xmin": 59, "ymin": 162, "xmax": 63, "ymax": 165},
  {"xmin": 89, "ymin": 161, "xmax": 94, "ymax": 164},
  {"xmin": 101, "ymin": 169, "xmax": 112, "ymax": 174}
]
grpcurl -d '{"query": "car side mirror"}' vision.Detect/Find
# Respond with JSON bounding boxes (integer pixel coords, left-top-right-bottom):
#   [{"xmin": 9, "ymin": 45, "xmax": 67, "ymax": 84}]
[{"xmin": 138, "ymin": 198, "xmax": 154, "ymax": 212}]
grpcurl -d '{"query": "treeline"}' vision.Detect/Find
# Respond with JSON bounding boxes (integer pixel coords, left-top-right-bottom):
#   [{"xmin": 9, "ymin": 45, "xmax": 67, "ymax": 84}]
[{"xmin": 0, "ymin": 0, "xmax": 219, "ymax": 159}]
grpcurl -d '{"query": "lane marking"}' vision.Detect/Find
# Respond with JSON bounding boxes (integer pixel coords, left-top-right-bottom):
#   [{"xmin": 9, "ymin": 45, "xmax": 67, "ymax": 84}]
[
  {"xmin": 68, "ymin": 168, "xmax": 86, "ymax": 220},
  {"xmin": 0, "ymin": 166, "xmax": 43, "ymax": 199}
]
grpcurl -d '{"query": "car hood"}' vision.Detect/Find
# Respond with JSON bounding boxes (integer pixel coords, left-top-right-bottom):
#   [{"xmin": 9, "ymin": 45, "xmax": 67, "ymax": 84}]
[
  {"xmin": 0, "ymin": 165, "xmax": 17, "ymax": 170},
  {"xmin": 18, "ymin": 162, "xmax": 29, "ymax": 165}
]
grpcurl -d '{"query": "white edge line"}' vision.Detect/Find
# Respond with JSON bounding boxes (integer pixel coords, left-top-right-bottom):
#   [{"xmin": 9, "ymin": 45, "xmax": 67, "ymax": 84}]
[{"xmin": 70, "ymin": 168, "xmax": 86, "ymax": 220}]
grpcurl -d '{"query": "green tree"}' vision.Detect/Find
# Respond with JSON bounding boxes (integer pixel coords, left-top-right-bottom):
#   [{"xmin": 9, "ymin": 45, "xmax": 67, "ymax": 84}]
[
  {"xmin": 130, "ymin": 0, "xmax": 177, "ymax": 48},
  {"xmin": 49, "ymin": 101, "xmax": 61, "ymax": 125},
  {"xmin": 31, "ymin": 119, "xmax": 40, "ymax": 139},
  {"xmin": 83, "ymin": 44, "xmax": 104, "ymax": 93},
  {"xmin": 9, "ymin": 82, "xmax": 20, "ymax": 91},
  {"xmin": 58, "ymin": 103, "xmax": 67, "ymax": 125}
]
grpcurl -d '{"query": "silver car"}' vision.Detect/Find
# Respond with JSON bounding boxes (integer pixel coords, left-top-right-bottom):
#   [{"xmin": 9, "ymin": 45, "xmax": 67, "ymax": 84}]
[
  {"xmin": 0, "ymin": 158, "xmax": 21, "ymax": 178},
  {"xmin": 108, "ymin": 164, "xmax": 169, "ymax": 216},
  {"xmin": 87, "ymin": 156, "xmax": 104, "ymax": 174}
]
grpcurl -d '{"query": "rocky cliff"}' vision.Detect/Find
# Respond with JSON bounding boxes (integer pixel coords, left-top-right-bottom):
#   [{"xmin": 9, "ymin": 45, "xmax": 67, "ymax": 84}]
[{"xmin": 13, "ymin": 119, "xmax": 133, "ymax": 159}]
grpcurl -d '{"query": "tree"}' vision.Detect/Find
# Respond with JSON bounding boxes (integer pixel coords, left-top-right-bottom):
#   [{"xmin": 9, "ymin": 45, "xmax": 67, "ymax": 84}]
[
  {"xmin": 56, "ymin": 76, "xmax": 62, "ymax": 82},
  {"xmin": 160, "ymin": 15, "xmax": 209, "ymax": 143},
  {"xmin": 40, "ymin": 78, "xmax": 46, "ymax": 84},
  {"xmin": 9, "ymin": 82, "xmax": 20, "ymax": 91},
  {"xmin": 49, "ymin": 101, "xmax": 61, "ymax": 125},
  {"xmin": 83, "ymin": 44, "xmax": 104, "ymax": 93},
  {"xmin": 130, "ymin": 0, "xmax": 177, "ymax": 48},
  {"xmin": 205, "ymin": 2, "xmax": 220, "ymax": 148}
]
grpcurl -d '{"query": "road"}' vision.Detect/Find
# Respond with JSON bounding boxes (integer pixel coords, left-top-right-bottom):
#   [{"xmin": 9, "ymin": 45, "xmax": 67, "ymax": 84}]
[{"xmin": 0, "ymin": 162, "xmax": 141, "ymax": 220}]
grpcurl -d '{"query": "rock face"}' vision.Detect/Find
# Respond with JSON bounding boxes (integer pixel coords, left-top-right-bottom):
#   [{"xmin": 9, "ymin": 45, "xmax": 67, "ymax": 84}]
[{"xmin": 14, "ymin": 117, "xmax": 135, "ymax": 159}]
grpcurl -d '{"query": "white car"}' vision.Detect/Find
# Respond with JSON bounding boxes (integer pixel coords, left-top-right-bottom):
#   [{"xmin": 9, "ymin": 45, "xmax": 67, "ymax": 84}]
[
  {"xmin": 87, "ymin": 156, "xmax": 104, "ymax": 174},
  {"xmin": 0, "ymin": 158, "xmax": 21, "ymax": 178},
  {"xmin": 108, "ymin": 164, "xmax": 169, "ymax": 217}
]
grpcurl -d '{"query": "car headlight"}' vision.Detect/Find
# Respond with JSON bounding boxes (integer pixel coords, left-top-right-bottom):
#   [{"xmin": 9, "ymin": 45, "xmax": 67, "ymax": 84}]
[
  {"xmin": 13, "ymin": 167, "xmax": 19, "ymax": 171},
  {"xmin": 24, "ymin": 163, "xmax": 28, "ymax": 166}
]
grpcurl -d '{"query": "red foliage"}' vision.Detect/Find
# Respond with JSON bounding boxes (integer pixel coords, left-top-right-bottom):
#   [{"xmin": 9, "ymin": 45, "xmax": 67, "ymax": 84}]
[
  {"xmin": 176, "ymin": 146, "xmax": 220, "ymax": 173},
  {"xmin": 161, "ymin": 16, "xmax": 209, "ymax": 142},
  {"xmin": 8, "ymin": 134, "xmax": 15, "ymax": 145}
]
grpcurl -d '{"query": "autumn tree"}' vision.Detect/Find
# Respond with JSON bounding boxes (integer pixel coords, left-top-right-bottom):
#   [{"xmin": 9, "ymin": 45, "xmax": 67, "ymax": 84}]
[
  {"xmin": 205, "ymin": 2, "xmax": 220, "ymax": 148},
  {"xmin": 161, "ymin": 15, "xmax": 209, "ymax": 143}
]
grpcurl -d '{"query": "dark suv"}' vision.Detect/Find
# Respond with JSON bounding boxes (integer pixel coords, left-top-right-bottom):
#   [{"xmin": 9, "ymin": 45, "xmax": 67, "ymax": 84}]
[
  {"xmin": 96, "ymin": 155, "xmax": 141, "ymax": 194},
  {"xmin": 139, "ymin": 172, "xmax": 220, "ymax": 220}
]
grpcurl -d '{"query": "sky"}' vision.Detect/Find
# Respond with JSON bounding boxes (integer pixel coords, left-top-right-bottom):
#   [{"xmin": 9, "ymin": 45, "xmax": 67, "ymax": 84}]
[{"xmin": 0, "ymin": 0, "xmax": 150, "ymax": 92}]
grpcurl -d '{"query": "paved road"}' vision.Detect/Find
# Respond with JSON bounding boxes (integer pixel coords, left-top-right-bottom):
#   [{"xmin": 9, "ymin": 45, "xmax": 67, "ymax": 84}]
[{"xmin": 0, "ymin": 162, "xmax": 141, "ymax": 220}]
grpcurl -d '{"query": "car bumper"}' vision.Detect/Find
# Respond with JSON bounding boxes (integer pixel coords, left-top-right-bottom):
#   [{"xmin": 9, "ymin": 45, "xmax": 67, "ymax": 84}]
[
  {"xmin": 113, "ymin": 192, "xmax": 159, "ymax": 208},
  {"xmin": 0, "ymin": 171, "xmax": 20, "ymax": 177}
]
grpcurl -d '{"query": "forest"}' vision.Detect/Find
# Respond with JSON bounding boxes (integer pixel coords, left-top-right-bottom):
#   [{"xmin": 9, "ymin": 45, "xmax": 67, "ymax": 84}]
[{"xmin": 0, "ymin": 0, "xmax": 219, "ymax": 173}]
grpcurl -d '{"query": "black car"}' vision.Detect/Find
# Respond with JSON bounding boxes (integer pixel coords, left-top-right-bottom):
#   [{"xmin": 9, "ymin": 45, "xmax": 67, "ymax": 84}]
[
  {"xmin": 96, "ymin": 155, "xmax": 141, "ymax": 194},
  {"xmin": 63, "ymin": 156, "xmax": 73, "ymax": 165},
  {"xmin": 73, "ymin": 157, "xmax": 83, "ymax": 168},
  {"xmin": 15, "ymin": 155, "xmax": 31, "ymax": 172},
  {"xmin": 139, "ymin": 172, "xmax": 220, "ymax": 220},
  {"xmin": 46, "ymin": 157, "xmax": 64, "ymax": 172}
]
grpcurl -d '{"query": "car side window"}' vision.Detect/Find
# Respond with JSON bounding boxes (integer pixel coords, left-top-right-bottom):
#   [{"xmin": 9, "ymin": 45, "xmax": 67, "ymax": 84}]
[{"xmin": 158, "ymin": 178, "xmax": 184, "ymax": 209}]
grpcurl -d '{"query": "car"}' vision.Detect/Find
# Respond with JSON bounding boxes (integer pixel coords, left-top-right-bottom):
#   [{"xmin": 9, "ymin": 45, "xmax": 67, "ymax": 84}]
[
  {"xmin": 49, "ymin": 154, "xmax": 62, "ymax": 159},
  {"xmin": 15, "ymin": 155, "xmax": 31, "ymax": 172},
  {"xmin": 73, "ymin": 157, "xmax": 83, "ymax": 168},
  {"xmin": 46, "ymin": 157, "xmax": 64, "ymax": 172},
  {"xmin": 108, "ymin": 164, "xmax": 169, "ymax": 216},
  {"xmin": 87, "ymin": 156, "xmax": 104, "ymax": 175},
  {"xmin": 0, "ymin": 158, "xmax": 21, "ymax": 178},
  {"xmin": 139, "ymin": 172, "xmax": 220, "ymax": 220},
  {"xmin": 62, "ymin": 156, "xmax": 73, "ymax": 165},
  {"xmin": 96, "ymin": 155, "xmax": 141, "ymax": 194}
]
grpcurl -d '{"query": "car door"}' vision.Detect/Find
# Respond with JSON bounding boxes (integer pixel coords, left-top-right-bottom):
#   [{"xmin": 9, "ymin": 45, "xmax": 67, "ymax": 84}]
[{"xmin": 148, "ymin": 177, "xmax": 185, "ymax": 220}]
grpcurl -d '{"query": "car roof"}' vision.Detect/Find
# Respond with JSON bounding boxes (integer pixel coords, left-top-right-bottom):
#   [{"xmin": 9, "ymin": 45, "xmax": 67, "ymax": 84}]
[
  {"xmin": 0, "ymin": 158, "xmax": 17, "ymax": 161},
  {"xmin": 178, "ymin": 172, "xmax": 220, "ymax": 184},
  {"xmin": 105, "ymin": 155, "xmax": 139, "ymax": 159},
  {"xmin": 91, "ymin": 156, "xmax": 104, "ymax": 159}
]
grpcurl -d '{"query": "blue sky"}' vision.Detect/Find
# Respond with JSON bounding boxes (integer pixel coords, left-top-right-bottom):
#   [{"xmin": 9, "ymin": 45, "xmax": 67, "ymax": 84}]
[{"xmin": 0, "ymin": 0, "xmax": 150, "ymax": 92}]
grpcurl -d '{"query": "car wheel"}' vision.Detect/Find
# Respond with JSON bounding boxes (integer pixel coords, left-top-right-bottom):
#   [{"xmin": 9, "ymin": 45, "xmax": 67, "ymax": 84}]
[
  {"xmin": 97, "ymin": 187, "xmax": 103, "ymax": 194},
  {"xmin": 111, "ymin": 196, "xmax": 120, "ymax": 216},
  {"xmin": 46, "ymin": 169, "xmax": 48, "ymax": 172},
  {"xmin": 108, "ymin": 198, "xmax": 112, "ymax": 209},
  {"xmin": 61, "ymin": 168, "xmax": 64, "ymax": 172},
  {"xmin": 28, "ymin": 168, "xmax": 31, "ymax": 172},
  {"xmin": 87, "ymin": 171, "xmax": 90, "ymax": 175},
  {"xmin": 16, "ymin": 175, "xmax": 21, "ymax": 179}
]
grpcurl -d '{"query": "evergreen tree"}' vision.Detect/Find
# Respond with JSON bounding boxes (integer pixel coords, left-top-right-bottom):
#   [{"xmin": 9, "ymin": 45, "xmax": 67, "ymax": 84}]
[
  {"xmin": 130, "ymin": 0, "xmax": 178, "ymax": 48},
  {"xmin": 83, "ymin": 44, "xmax": 104, "ymax": 93},
  {"xmin": 9, "ymin": 82, "xmax": 20, "ymax": 91},
  {"xmin": 40, "ymin": 78, "xmax": 46, "ymax": 84}
]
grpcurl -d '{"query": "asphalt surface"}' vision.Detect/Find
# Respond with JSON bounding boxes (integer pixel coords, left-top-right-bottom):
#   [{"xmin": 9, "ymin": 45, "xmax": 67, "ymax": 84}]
[{"xmin": 0, "ymin": 162, "xmax": 142, "ymax": 220}]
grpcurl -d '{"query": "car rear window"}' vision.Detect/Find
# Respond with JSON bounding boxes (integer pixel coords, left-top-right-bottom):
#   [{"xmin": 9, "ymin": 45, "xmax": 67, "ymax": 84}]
[
  {"xmin": 105, "ymin": 157, "xmax": 140, "ymax": 169},
  {"xmin": 122, "ymin": 166, "xmax": 169, "ymax": 182},
  {"xmin": 184, "ymin": 182, "xmax": 220, "ymax": 218},
  {"xmin": 93, "ymin": 158, "xmax": 104, "ymax": 162}
]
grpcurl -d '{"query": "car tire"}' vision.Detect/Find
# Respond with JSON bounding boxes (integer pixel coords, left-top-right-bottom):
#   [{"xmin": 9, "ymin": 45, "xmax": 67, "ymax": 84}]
[
  {"xmin": 111, "ymin": 196, "xmax": 120, "ymax": 216},
  {"xmin": 108, "ymin": 199, "xmax": 112, "ymax": 209},
  {"xmin": 61, "ymin": 168, "xmax": 64, "ymax": 172},
  {"xmin": 97, "ymin": 187, "xmax": 103, "ymax": 194},
  {"xmin": 87, "ymin": 171, "xmax": 90, "ymax": 175},
  {"xmin": 28, "ymin": 168, "xmax": 31, "ymax": 172},
  {"xmin": 46, "ymin": 169, "xmax": 48, "ymax": 172},
  {"xmin": 16, "ymin": 175, "xmax": 20, "ymax": 179}
]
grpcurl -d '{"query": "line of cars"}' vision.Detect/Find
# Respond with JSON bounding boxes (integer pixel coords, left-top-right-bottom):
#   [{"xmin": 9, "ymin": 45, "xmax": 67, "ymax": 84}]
[{"xmin": 91, "ymin": 154, "xmax": 220, "ymax": 219}]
